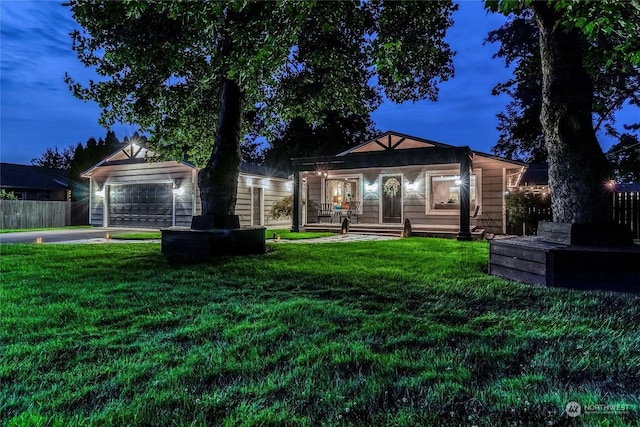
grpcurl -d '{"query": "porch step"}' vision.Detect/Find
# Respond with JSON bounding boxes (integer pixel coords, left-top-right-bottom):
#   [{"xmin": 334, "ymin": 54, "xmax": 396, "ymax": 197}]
[{"xmin": 304, "ymin": 223, "xmax": 486, "ymax": 240}]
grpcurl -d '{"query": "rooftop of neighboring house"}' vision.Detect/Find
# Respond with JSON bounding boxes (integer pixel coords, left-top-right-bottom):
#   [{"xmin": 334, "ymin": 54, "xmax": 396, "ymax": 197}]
[{"xmin": 0, "ymin": 162, "xmax": 69, "ymax": 191}]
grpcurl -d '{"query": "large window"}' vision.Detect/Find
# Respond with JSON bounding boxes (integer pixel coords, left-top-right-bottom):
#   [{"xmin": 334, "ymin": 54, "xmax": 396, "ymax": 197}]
[
  {"xmin": 427, "ymin": 171, "xmax": 480, "ymax": 213},
  {"xmin": 324, "ymin": 177, "xmax": 360, "ymax": 208}
]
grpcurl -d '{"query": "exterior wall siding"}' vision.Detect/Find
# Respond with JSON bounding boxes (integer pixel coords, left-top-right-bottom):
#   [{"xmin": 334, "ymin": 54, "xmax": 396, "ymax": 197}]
[
  {"xmin": 302, "ymin": 157, "xmax": 513, "ymax": 234},
  {"xmin": 89, "ymin": 161, "xmax": 197, "ymax": 227}
]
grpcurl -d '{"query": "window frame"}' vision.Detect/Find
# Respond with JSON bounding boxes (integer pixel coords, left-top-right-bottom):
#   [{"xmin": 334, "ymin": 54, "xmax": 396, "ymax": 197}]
[
  {"xmin": 321, "ymin": 174, "xmax": 363, "ymax": 213},
  {"xmin": 425, "ymin": 169, "xmax": 482, "ymax": 215}
]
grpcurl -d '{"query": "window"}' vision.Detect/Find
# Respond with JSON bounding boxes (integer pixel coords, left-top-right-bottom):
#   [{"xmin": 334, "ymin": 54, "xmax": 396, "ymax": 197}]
[
  {"xmin": 427, "ymin": 171, "xmax": 481, "ymax": 213},
  {"xmin": 324, "ymin": 177, "xmax": 360, "ymax": 209}
]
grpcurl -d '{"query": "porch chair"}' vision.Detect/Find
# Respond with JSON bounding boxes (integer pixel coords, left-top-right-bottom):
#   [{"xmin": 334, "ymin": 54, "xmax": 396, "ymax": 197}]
[{"xmin": 317, "ymin": 203, "xmax": 336, "ymax": 223}]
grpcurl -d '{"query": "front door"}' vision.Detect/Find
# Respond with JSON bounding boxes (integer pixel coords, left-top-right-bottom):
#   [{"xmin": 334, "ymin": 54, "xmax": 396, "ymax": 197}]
[{"xmin": 381, "ymin": 175, "xmax": 402, "ymax": 223}]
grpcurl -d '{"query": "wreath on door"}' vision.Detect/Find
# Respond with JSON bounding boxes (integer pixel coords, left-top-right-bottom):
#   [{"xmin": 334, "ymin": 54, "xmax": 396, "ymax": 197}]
[{"xmin": 383, "ymin": 178, "xmax": 400, "ymax": 198}]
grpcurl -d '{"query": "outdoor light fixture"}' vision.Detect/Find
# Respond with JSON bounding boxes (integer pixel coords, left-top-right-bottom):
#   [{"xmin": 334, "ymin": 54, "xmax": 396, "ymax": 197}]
[
  {"xmin": 406, "ymin": 181, "xmax": 418, "ymax": 192},
  {"xmin": 95, "ymin": 188, "xmax": 105, "ymax": 198},
  {"xmin": 365, "ymin": 182, "xmax": 378, "ymax": 193},
  {"xmin": 261, "ymin": 178, "xmax": 270, "ymax": 187},
  {"xmin": 454, "ymin": 179, "xmax": 462, "ymax": 186},
  {"xmin": 173, "ymin": 187, "xmax": 185, "ymax": 196},
  {"xmin": 285, "ymin": 182, "xmax": 293, "ymax": 192}
]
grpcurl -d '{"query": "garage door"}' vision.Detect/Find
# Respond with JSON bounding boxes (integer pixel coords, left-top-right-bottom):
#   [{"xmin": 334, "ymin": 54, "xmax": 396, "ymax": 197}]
[{"xmin": 108, "ymin": 183, "xmax": 173, "ymax": 228}]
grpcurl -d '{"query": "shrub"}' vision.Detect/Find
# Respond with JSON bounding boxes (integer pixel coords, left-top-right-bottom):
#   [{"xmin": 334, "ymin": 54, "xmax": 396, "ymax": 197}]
[
  {"xmin": 0, "ymin": 189, "xmax": 18, "ymax": 200},
  {"xmin": 270, "ymin": 195, "xmax": 293, "ymax": 220},
  {"xmin": 505, "ymin": 190, "xmax": 551, "ymax": 235}
]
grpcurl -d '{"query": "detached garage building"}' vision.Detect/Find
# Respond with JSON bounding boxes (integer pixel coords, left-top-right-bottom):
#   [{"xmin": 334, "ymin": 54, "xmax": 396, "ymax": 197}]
[{"xmin": 82, "ymin": 142, "xmax": 292, "ymax": 228}]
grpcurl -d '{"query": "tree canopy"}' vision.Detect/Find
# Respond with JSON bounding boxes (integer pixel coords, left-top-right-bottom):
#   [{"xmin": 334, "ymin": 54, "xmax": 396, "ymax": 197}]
[
  {"xmin": 486, "ymin": 0, "xmax": 640, "ymax": 223},
  {"xmin": 31, "ymin": 146, "xmax": 75, "ymax": 170},
  {"xmin": 66, "ymin": 1, "xmax": 458, "ymax": 219},
  {"xmin": 486, "ymin": 8, "xmax": 640, "ymax": 162}
]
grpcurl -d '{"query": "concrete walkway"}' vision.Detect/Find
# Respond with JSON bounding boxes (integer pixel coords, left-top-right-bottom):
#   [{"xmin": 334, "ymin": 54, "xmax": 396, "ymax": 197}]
[
  {"xmin": 270, "ymin": 233, "xmax": 400, "ymax": 244},
  {"xmin": 1, "ymin": 228, "xmax": 398, "ymax": 245},
  {"xmin": 0, "ymin": 228, "xmax": 159, "ymax": 244}
]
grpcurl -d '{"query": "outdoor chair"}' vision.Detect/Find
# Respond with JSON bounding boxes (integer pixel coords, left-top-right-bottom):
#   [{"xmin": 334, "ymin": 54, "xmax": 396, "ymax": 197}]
[{"xmin": 317, "ymin": 203, "xmax": 337, "ymax": 223}]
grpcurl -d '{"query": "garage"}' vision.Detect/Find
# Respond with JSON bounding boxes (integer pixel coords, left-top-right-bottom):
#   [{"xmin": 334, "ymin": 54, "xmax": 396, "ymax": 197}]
[{"xmin": 108, "ymin": 183, "xmax": 173, "ymax": 228}]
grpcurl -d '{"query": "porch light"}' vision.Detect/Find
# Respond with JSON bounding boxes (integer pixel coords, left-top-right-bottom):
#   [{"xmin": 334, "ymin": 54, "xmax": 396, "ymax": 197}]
[
  {"xmin": 406, "ymin": 181, "xmax": 418, "ymax": 192},
  {"xmin": 605, "ymin": 179, "xmax": 616, "ymax": 191},
  {"xmin": 173, "ymin": 187, "xmax": 185, "ymax": 196},
  {"xmin": 285, "ymin": 181, "xmax": 293, "ymax": 192},
  {"xmin": 261, "ymin": 178, "xmax": 270, "ymax": 187},
  {"xmin": 95, "ymin": 188, "xmax": 105, "ymax": 198},
  {"xmin": 454, "ymin": 179, "xmax": 462, "ymax": 186},
  {"xmin": 365, "ymin": 182, "xmax": 378, "ymax": 193}
]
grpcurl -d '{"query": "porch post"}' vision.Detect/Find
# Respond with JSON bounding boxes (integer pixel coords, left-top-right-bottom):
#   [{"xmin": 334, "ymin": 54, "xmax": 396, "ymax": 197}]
[
  {"xmin": 291, "ymin": 171, "xmax": 301, "ymax": 232},
  {"xmin": 457, "ymin": 148, "xmax": 472, "ymax": 241}
]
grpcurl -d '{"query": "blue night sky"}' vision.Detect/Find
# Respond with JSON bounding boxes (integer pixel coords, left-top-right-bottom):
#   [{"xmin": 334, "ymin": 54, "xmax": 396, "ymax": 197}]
[{"xmin": 1, "ymin": 1, "xmax": 636, "ymax": 165}]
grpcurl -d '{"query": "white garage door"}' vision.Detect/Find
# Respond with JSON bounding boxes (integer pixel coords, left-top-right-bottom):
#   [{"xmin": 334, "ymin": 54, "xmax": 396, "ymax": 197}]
[{"xmin": 108, "ymin": 183, "xmax": 173, "ymax": 228}]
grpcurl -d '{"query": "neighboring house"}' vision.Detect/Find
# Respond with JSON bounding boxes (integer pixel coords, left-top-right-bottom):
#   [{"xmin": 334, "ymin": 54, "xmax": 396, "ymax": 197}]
[
  {"xmin": 82, "ymin": 143, "xmax": 292, "ymax": 228},
  {"xmin": 0, "ymin": 163, "xmax": 70, "ymax": 201},
  {"xmin": 291, "ymin": 131, "xmax": 526, "ymax": 237}
]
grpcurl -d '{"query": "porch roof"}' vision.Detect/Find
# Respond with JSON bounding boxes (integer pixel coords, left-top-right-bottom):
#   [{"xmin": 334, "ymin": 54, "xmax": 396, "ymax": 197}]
[{"xmin": 292, "ymin": 146, "xmax": 472, "ymax": 172}]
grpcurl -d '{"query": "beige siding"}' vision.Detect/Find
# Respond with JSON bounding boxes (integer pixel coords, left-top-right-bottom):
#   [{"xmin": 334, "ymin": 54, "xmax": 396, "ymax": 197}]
[
  {"xmin": 473, "ymin": 157, "xmax": 510, "ymax": 234},
  {"xmin": 88, "ymin": 161, "xmax": 196, "ymax": 227},
  {"xmin": 192, "ymin": 172, "xmax": 292, "ymax": 227},
  {"xmin": 301, "ymin": 157, "xmax": 513, "ymax": 233}
]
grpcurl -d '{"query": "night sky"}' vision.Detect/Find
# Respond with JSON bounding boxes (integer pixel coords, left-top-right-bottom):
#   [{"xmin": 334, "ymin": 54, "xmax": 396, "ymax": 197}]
[{"xmin": 1, "ymin": 1, "xmax": 635, "ymax": 165}]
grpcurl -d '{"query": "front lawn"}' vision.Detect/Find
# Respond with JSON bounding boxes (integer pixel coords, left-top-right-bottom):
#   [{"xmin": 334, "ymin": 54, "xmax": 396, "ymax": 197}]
[{"xmin": 1, "ymin": 239, "xmax": 638, "ymax": 425}]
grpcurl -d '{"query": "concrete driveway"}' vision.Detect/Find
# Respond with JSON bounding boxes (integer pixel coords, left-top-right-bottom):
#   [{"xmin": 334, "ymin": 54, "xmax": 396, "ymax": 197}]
[{"xmin": 0, "ymin": 228, "xmax": 160, "ymax": 244}]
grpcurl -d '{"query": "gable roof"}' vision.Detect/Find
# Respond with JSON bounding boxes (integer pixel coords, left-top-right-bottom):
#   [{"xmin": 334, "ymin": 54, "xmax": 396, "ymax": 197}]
[
  {"xmin": 337, "ymin": 131, "xmax": 526, "ymax": 167},
  {"xmin": 82, "ymin": 142, "xmax": 289, "ymax": 180},
  {"xmin": 337, "ymin": 130, "xmax": 452, "ymax": 156},
  {"xmin": 81, "ymin": 142, "xmax": 161, "ymax": 177},
  {"xmin": 0, "ymin": 163, "xmax": 69, "ymax": 191}
]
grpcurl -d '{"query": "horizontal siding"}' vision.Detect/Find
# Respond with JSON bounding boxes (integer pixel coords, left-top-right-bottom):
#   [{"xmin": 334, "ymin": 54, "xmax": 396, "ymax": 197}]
[{"xmin": 302, "ymin": 161, "xmax": 510, "ymax": 234}]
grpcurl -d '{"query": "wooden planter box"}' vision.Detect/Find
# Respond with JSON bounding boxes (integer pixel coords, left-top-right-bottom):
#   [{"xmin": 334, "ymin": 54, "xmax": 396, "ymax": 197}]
[
  {"xmin": 161, "ymin": 227, "xmax": 266, "ymax": 261},
  {"xmin": 489, "ymin": 222, "xmax": 640, "ymax": 292}
]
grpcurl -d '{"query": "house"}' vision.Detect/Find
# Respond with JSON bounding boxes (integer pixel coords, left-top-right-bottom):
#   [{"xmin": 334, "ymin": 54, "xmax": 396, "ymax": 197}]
[
  {"xmin": 291, "ymin": 131, "xmax": 526, "ymax": 238},
  {"xmin": 82, "ymin": 142, "xmax": 292, "ymax": 228},
  {"xmin": 0, "ymin": 163, "xmax": 70, "ymax": 201}
]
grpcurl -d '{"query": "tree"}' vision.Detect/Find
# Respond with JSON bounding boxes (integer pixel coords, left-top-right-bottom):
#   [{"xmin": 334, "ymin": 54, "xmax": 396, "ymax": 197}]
[
  {"xmin": 263, "ymin": 112, "xmax": 379, "ymax": 173},
  {"xmin": 31, "ymin": 146, "xmax": 75, "ymax": 170},
  {"xmin": 66, "ymin": 1, "xmax": 457, "ymax": 226},
  {"xmin": 606, "ymin": 133, "xmax": 640, "ymax": 183},
  {"xmin": 67, "ymin": 131, "xmax": 127, "ymax": 201},
  {"xmin": 486, "ymin": 9, "xmax": 640, "ymax": 163},
  {"xmin": 486, "ymin": 0, "xmax": 640, "ymax": 224}
]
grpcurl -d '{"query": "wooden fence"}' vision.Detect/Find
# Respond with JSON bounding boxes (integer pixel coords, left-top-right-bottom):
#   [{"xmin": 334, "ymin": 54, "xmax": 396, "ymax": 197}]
[
  {"xmin": 507, "ymin": 191, "xmax": 640, "ymax": 239},
  {"xmin": 614, "ymin": 191, "xmax": 639, "ymax": 240},
  {"xmin": 1, "ymin": 200, "xmax": 72, "ymax": 229}
]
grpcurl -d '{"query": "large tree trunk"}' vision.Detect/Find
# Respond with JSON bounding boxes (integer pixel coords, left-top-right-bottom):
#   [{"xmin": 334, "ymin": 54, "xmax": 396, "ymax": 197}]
[
  {"xmin": 197, "ymin": 78, "xmax": 244, "ymax": 222},
  {"xmin": 533, "ymin": 3, "xmax": 612, "ymax": 224}
]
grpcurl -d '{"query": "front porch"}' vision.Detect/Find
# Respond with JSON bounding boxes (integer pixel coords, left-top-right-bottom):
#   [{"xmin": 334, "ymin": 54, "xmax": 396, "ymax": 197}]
[{"xmin": 304, "ymin": 222, "xmax": 486, "ymax": 239}]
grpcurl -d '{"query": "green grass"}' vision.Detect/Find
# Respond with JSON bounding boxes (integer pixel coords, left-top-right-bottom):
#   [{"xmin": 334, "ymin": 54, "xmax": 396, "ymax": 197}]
[
  {"xmin": 265, "ymin": 228, "xmax": 335, "ymax": 240},
  {"xmin": 110, "ymin": 231, "xmax": 162, "ymax": 240},
  {"xmin": 0, "ymin": 226, "xmax": 91, "ymax": 234},
  {"xmin": 1, "ymin": 239, "xmax": 639, "ymax": 426}
]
